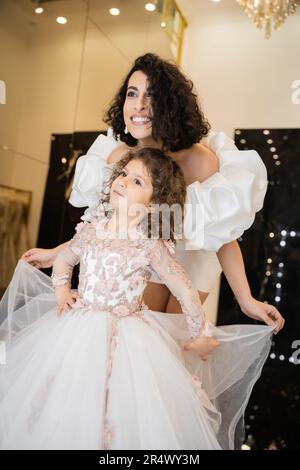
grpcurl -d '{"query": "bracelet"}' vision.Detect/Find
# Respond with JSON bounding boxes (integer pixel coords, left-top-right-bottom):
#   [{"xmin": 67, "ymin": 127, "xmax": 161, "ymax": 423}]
[
  {"xmin": 201, "ymin": 320, "xmax": 214, "ymax": 337},
  {"xmin": 187, "ymin": 318, "xmax": 214, "ymax": 340},
  {"xmin": 51, "ymin": 271, "xmax": 71, "ymax": 288}
]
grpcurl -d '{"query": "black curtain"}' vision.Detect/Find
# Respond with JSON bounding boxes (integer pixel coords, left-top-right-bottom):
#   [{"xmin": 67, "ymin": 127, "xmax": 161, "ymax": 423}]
[
  {"xmin": 37, "ymin": 130, "xmax": 104, "ymax": 286},
  {"xmin": 217, "ymin": 129, "xmax": 300, "ymax": 449}
]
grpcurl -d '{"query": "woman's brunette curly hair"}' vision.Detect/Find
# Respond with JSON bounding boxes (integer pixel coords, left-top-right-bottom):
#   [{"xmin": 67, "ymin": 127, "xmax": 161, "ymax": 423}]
[
  {"xmin": 103, "ymin": 53, "xmax": 210, "ymax": 152},
  {"xmin": 100, "ymin": 147, "xmax": 187, "ymax": 242}
]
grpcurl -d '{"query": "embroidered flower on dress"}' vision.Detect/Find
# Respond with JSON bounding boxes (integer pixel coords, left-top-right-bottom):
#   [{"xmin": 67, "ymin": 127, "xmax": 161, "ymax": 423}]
[
  {"xmin": 95, "ymin": 216, "xmax": 110, "ymax": 241},
  {"xmin": 112, "ymin": 305, "xmax": 131, "ymax": 317},
  {"xmin": 128, "ymin": 274, "xmax": 144, "ymax": 290},
  {"xmin": 106, "ymin": 279, "xmax": 118, "ymax": 291},
  {"xmin": 75, "ymin": 221, "xmax": 85, "ymax": 234},
  {"xmin": 103, "ymin": 421, "xmax": 114, "ymax": 450},
  {"xmin": 202, "ymin": 321, "xmax": 214, "ymax": 337},
  {"xmin": 131, "ymin": 256, "xmax": 150, "ymax": 270}
]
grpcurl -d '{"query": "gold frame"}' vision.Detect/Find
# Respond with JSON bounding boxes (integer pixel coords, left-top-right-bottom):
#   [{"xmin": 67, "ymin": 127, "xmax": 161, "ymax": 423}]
[{"xmin": 156, "ymin": 0, "xmax": 187, "ymax": 64}]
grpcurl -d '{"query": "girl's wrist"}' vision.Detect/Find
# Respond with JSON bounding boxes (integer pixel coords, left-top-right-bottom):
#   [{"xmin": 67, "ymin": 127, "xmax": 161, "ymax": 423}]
[
  {"xmin": 55, "ymin": 285, "xmax": 70, "ymax": 295},
  {"xmin": 190, "ymin": 320, "xmax": 214, "ymax": 342},
  {"xmin": 201, "ymin": 320, "xmax": 214, "ymax": 337},
  {"xmin": 55, "ymin": 286, "xmax": 71, "ymax": 301}
]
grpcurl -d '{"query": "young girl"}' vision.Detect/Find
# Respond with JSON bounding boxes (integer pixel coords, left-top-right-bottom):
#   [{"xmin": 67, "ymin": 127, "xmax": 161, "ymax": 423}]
[{"xmin": 0, "ymin": 148, "xmax": 273, "ymax": 450}]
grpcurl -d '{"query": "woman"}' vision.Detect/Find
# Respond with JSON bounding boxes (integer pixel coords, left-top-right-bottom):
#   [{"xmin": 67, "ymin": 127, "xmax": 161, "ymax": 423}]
[{"xmin": 22, "ymin": 53, "xmax": 284, "ymax": 333}]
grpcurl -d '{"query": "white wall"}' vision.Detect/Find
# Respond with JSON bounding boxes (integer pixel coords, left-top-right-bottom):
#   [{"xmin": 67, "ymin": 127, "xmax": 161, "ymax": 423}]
[{"xmin": 178, "ymin": 0, "xmax": 300, "ymax": 133}]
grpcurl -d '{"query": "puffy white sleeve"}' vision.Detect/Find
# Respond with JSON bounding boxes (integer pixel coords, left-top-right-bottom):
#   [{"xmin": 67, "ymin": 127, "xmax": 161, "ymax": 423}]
[
  {"xmin": 69, "ymin": 128, "xmax": 122, "ymax": 221},
  {"xmin": 148, "ymin": 239, "xmax": 212, "ymax": 340},
  {"xmin": 183, "ymin": 131, "xmax": 268, "ymax": 252}
]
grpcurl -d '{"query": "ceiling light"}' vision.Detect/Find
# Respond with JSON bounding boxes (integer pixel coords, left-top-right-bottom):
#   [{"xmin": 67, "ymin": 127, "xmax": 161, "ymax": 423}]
[
  {"xmin": 34, "ymin": 7, "xmax": 44, "ymax": 14},
  {"xmin": 145, "ymin": 3, "xmax": 156, "ymax": 12},
  {"xmin": 56, "ymin": 16, "xmax": 68, "ymax": 24},
  {"xmin": 236, "ymin": 0, "xmax": 300, "ymax": 38},
  {"xmin": 109, "ymin": 8, "xmax": 120, "ymax": 16}
]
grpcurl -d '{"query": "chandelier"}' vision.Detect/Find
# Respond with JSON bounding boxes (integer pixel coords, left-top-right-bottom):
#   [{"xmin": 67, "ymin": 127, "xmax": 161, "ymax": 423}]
[{"xmin": 236, "ymin": 0, "xmax": 300, "ymax": 38}]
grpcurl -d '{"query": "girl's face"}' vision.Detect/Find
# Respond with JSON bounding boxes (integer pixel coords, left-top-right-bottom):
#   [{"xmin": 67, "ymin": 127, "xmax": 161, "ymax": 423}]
[
  {"xmin": 110, "ymin": 159, "xmax": 153, "ymax": 219},
  {"xmin": 123, "ymin": 70, "xmax": 153, "ymax": 141}
]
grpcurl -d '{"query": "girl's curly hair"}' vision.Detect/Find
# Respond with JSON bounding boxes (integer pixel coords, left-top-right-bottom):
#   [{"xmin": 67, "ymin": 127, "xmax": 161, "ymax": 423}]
[
  {"xmin": 101, "ymin": 147, "xmax": 187, "ymax": 242},
  {"xmin": 103, "ymin": 53, "xmax": 210, "ymax": 152}
]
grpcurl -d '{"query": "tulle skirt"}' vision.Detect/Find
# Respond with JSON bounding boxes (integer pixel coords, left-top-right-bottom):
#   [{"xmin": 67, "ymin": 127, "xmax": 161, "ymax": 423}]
[{"xmin": 0, "ymin": 261, "xmax": 273, "ymax": 450}]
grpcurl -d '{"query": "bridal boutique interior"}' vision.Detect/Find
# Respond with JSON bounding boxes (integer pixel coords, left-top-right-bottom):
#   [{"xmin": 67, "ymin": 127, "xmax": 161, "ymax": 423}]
[{"xmin": 1, "ymin": 0, "xmax": 300, "ymax": 449}]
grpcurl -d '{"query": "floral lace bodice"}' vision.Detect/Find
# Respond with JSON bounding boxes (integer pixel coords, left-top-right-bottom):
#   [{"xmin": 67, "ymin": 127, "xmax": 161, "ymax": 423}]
[{"xmin": 52, "ymin": 213, "xmax": 211, "ymax": 339}]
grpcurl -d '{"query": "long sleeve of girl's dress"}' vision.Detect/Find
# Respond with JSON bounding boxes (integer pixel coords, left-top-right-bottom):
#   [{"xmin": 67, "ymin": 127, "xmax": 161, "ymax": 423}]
[
  {"xmin": 51, "ymin": 221, "xmax": 86, "ymax": 288},
  {"xmin": 148, "ymin": 239, "xmax": 213, "ymax": 340}
]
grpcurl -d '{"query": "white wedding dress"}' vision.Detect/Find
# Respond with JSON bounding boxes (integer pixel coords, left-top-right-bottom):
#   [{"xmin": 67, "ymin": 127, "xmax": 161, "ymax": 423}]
[{"xmin": 0, "ymin": 212, "xmax": 273, "ymax": 450}]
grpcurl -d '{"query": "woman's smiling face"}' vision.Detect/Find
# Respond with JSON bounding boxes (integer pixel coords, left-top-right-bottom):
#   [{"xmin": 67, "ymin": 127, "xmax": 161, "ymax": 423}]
[{"xmin": 123, "ymin": 70, "xmax": 153, "ymax": 141}]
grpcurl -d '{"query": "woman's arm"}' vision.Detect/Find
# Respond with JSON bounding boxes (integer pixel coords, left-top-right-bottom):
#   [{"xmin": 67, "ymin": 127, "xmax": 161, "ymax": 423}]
[
  {"xmin": 53, "ymin": 241, "xmax": 69, "ymax": 254},
  {"xmin": 217, "ymin": 240, "xmax": 285, "ymax": 334},
  {"xmin": 21, "ymin": 241, "xmax": 70, "ymax": 268}
]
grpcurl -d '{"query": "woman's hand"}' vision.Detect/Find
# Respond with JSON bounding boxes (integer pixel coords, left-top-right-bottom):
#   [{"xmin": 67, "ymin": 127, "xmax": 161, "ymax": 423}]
[
  {"xmin": 57, "ymin": 290, "xmax": 80, "ymax": 317},
  {"xmin": 21, "ymin": 247, "xmax": 57, "ymax": 269},
  {"xmin": 239, "ymin": 296, "xmax": 285, "ymax": 335},
  {"xmin": 183, "ymin": 335, "xmax": 220, "ymax": 361}
]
